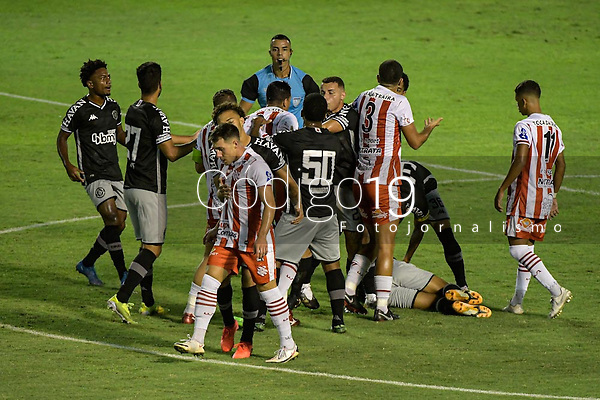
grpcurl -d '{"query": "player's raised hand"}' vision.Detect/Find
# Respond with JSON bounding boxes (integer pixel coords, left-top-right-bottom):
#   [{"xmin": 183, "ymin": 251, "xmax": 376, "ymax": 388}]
[
  {"xmin": 217, "ymin": 177, "xmax": 231, "ymax": 201},
  {"xmin": 494, "ymin": 189, "xmax": 504, "ymax": 212},
  {"xmin": 424, "ymin": 117, "xmax": 443, "ymax": 130},
  {"xmin": 203, "ymin": 224, "xmax": 218, "ymax": 245},
  {"xmin": 66, "ymin": 164, "xmax": 85, "ymax": 183}
]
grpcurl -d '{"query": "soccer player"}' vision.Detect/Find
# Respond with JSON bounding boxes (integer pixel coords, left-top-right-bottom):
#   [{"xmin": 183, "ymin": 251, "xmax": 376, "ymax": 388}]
[
  {"xmin": 345, "ymin": 60, "xmax": 443, "ymax": 321},
  {"xmin": 57, "ymin": 59, "xmax": 128, "ymax": 286},
  {"xmin": 367, "ymin": 259, "xmax": 490, "ymax": 317},
  {"xmin": 495, "ymin": 80, "xmax": 571, "ymax": 319},
  {"xmin": 244, "ymin": 80, "xmax": 299, "ymax": 138},
  {"xmin": 239, "ymin": 34, "xmax": 319, "ymax": 127},
  {"xmin": 107, "ymin": 62, "xmax": 198, "ymax": 323},
  {"xmin": 273, "ymin": 93, "xmax": 353, "ymax": 333},
  {"xmin": 400, "ymin": 160, "xmax": 470, "ymax": 289},
  {"xmin": 174, "ymin": 123, "xmax": 299, "ymax": 363}
]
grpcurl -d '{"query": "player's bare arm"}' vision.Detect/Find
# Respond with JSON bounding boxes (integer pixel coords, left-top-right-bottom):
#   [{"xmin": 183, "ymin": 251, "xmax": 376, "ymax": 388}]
[
  {"xmin": 116, "ymin": 124, "xmax": 126, "ymax": 146},
  {"xmin": 203, "ymin": 223, "xmax": 219, "ymax": 245},
  {"xmin": 274, "ymin": 166, "xmax": 303, "ymax": 224},
  {"xmin": 401, "ymin": 117, "xmax": 443, "ymax": 149},
  {"xmin": 322, "ymin": 119, "xmax": 344, "ymax": 133},
  {"xmin": 403, "ymin": 218, "xmax": 426, "ymax": 262},
  {"xmin": 550, "ymin": 152, "xmax": 566, "ymax": 219},
  {"xmin": 239, "ymin": 100, "xmax": 253, "ymax": 114},
  {"xmin": 255, "ymin": 184, "xmax": 276, "ymax": 260},
  {"xmin": 158, "ymin": 132, "xmax": 199, "ymax": 162},
  {"xmin": 494, "ymin": 144, "xmax": 529, "ymax": 212},
  {"xmin": 56, "ymin": 129, "xmax": 84, "ymax": 183}
]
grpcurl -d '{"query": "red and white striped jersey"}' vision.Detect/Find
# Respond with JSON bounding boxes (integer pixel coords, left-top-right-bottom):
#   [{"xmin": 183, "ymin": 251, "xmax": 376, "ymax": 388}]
[
  {"xmin": 192, "ymin": 120, "xmax": 222, "ymax": 222},
  {"xmin": 506, "ymin": 113, "xmax": 565, "ymax": 219},
  {"xmin": 352, "ymin": 85, "xmax": 414, "ymax": 185},
  {"xmin": 216, "ymin": 147, "xmax": 275, "ymax": 252},
  {"xmin": 243, "ymin": 106, "xmax": 299, "ymax": 138}
]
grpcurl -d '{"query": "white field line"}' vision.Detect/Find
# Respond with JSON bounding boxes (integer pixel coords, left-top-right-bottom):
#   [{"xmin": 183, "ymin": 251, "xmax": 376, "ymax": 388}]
[
  {"xmin": 1, "ymin": 324, "xmax": 597, "ymax": 400},
  {"xmin": 0, "ymin": 202, "xmax": 200, "ymax": 235},
  {"xmin": 0, "ymin": 92, "xmax": 201, "ymax": 128}
]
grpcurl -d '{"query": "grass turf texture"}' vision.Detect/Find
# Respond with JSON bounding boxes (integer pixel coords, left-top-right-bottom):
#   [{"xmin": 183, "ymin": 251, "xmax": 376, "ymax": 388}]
[{"xmin": 0, "ymin": 0, "xmax": 599, "ymax": 399}]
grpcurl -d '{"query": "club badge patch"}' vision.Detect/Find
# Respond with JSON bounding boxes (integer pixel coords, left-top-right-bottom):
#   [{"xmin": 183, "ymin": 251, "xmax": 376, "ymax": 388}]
[
  {"xmin": 112, "ymin": 110, "xmax": 119, "ymax": 120},
  {"xmin": 95, "ymin": 187, "xmax": 106, "ymax": 199}
]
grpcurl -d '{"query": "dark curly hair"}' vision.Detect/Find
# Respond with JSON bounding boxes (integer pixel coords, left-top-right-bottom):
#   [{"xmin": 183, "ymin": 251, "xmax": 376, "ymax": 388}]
[
  {"xmin": 80, "ymin": 59, "xmax": 107, "ymax": 87},
  {"xmin": 212, "ymin": 102, "xmax": 246, "ymax": 125}
]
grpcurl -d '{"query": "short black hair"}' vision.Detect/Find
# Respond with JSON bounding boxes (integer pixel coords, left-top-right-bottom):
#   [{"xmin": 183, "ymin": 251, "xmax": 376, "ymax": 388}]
[
  {"xmin": 210, "ymin": 123, "xmax": 240, "ymax": 144},
  {"xmin": 136, "ymin": 62, "xmax": 162, "ymax": 95},
  {"xmin": 271, "ymin": 34, "xmax": 291, "ymax": 45},
  {"xmin": 266, "ymin": 81, "xmax": 291, "ymax": 103},
  {"xmin": 303, "ymin": 93, "xmax": 328, "ymax": 122},
  {"xmin": 401, "ymin": 73, "xmax": 409, "ymax": 92},
  {"xmin": 212, "ymin": 102, "xmax": 246, "ymax": 125},
  {"xmin": 378, "ymin": 59, "xmax": 404, "ymax": 85},
  {"xmin": 212, "ymin": 89, "xmax": 237, "ymax": 107},
  {"xmin": 515, "ymin": 80, "xmax": 541, "ymax": 98},
  {"xmin": 321, "ymin": 76, "xmax": 345, "ymax": 90},
  {"xmin": 80, "ymin": 59, "xmax": 107, "ymax": 87}
]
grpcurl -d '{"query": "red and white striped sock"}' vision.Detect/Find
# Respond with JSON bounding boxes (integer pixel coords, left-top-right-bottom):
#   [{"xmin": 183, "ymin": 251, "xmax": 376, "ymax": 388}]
[
  {"xmin": 510, "ymin": 245, "xmax": 560, "ymax": 297},
  {"xmin": 191, "ymin": 274, "xmax": 220, "ymax": 344},
  {"xmin": 374, "ymin": 275, "xmax": 393, "ymax": 313},
  {"xmin": 345, "ymin": 254, "xmax": 370, "ymax": 296},
  {"xmin": 260, "ymin": 287, "xmax": 295, "ymax": 349},
  {"xmin": 277, "ymin": 261, "xmax": 298, "ymax": 299}
]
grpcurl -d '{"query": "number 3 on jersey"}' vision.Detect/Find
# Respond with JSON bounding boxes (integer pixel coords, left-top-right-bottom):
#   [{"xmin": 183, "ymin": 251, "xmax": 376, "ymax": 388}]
[
  {"xmin": 362, "ymin": 101, "xmax": 376, "ymax": 133},
  {"xmin": 124, "ymin": 124, "xmax": 142, "ymax": 164}
]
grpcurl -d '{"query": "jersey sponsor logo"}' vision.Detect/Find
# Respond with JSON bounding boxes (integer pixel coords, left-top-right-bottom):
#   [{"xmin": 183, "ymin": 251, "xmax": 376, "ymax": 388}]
[
  {"xmin": 62, "ymin": 99, "xmax": 87, "ymax": 127},
  {"xmin": 359, "ymin": 147, "xmax": 382, "ymax": 156},
  {"xmin": 88, "ymin": 114, "xmax": 98, "ymax": 121},
  {"xmin": 518, "ymin": 127, "xmax": 528, "ymax": 140},
  {"xmin": 91, "ymin": 129, "xmax": 117, "ymax": 145},
  {"xmin": 364, "ymin": 90, "xmax": 395, "ymax": 101},
  {"xmin": 265, "ymin": 170, "xmax": 273, "ymax": 182},
  {"xmin": 537, "ymin": 177, "xmax": 554, "ymax": 187},
  {"xmin": 95, "ymin": 187, "xmax": 106, "ymax": 199},
  {"xmin": 364, "ymin": 138, "xmax": 380, "ymax": 145},
  {"xmin": 292, "ymin": 97, "xmax": 301, "ymax": 107},
  {"xmin": 218, "ymin": 227, "xmax": 239, "ymax": 240},
  {"xmin": 372, "ymin": 208, "xmax": 389, "ymax": 220},
  {"xmin": 112, "ymin": 110, "xmax": 119, "ymax": 120}
]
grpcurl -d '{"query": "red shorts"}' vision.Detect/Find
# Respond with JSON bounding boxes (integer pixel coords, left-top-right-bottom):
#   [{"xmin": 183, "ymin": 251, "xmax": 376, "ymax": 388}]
[
  {"xmin": 505, "ymin": 216, "xmax": 547, "ymax": 241},
  {"xmin": 206, "ymin": 245, "xmax": 276, "ymax": 285},
  {"xmin": 353, "ymin": 182, "xmax": 402, "ymax": 225}
]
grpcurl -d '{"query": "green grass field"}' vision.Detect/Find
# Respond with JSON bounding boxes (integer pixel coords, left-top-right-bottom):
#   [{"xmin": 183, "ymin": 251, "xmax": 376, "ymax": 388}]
[{"xmin": 1, "ymin": 1, "xmax": 599, "ymax": 399}]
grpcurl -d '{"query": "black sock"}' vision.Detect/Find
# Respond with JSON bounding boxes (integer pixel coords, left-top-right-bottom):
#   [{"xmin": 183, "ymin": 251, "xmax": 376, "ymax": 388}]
[
  {"xmin": 102, "ymin": 225, "xmax": 127, "ymax": 280},
  {"xmin": 140, "ymin": 271, "xmax": 154, "ymax": 307},
  {"xmin": 304, "ymin": 256, "xmax": 320, "ymax": 284},
  {"xmin": 326, "ymin": 269, "xmax": 345, "ymax": 326},
  {"xmin": 436, "ymin": 283, "xmax": 461, "ymax": 298},
  {"xmin": 435, "ymin": 297, "xmax": 456, "ymax": 315},
  {"xmin": 218, "ymin": 283, "xmax": 235, "ymax": 327},
  {"xmin": 291, "ymin": 257, "xmax": 312, "ymax": 297},
  {"xmin": 81, "ymin": 231, "xmax": 108, "ymax": 267},
  {"xmin": 257, "ymin": 299, "xmax": 267, "ymax": 322},
  {"xmin": 436, "ymin": 228, "xmax": 468, "ymax": 288},
  {"xmin": 117, "ymin": 248, "xmax": 156, "ymax": 303},
  {"xmin": 241, "ymin": 286, "xmax": 259, "ymax": 344}
]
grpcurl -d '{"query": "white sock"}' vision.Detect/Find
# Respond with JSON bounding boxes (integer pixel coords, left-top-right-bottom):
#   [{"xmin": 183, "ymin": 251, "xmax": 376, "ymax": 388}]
[
  {"xmin": 277, "ymin": 262, "xmax": 298, "ymax": 299},
  {"xmin": 184, "ymin": 282, "xmax": 201, "ymax": 314},
  {"xmin": 260, "ymin": 287, "xmax": 295, "ymax": 349},
  {"xmin": 191, "ymin": 275, "xmax": 220, "ymax": 344},
  {"xmin": 511, "ymin": 263, "xmax": 531, "ymax": 305},
  {"xmin": 374, "ymin": 275, "xmax": 393, "ymax": 313},
  {"xmin": 345, "ymin": 254, "xmax": 370, "ymax": 296},
  {"xmin": 510, "ymin": 245, "xmax": 560, "ymax": 297}
]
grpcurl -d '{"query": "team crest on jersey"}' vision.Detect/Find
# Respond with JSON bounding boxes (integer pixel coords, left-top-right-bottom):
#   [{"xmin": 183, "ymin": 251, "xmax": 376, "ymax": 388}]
[
  {"xmin": 265, "ymin": 170, "xmax": 273, "ymax": 182},
  {"xmin": 88, "ymin": 114, "xmax": 98, "ymax": 121},
  {"xmin": 95, "ymin": 187, "xmax": 106, "ymax": 199},
  {"xmin": 112, "ymin": 110, "xmax": 119, "ymax": 120},
  {"xmin": 519, "ymin": 127, "xmax": 528, "ymax": 140},
  {"xmin": 293, "ymin": 97, "xmax": 301, "ymax": 107}
]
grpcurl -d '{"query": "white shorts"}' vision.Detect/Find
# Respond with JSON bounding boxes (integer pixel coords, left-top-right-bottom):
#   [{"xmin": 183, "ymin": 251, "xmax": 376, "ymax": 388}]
[
  {"xmin": 274, "ymin": 213, "xmax": 340, "ymax": 264},
  {"xmin": 86, "ymin": 180, "xmax": 126, "ymax": 211},
  {"xmin": 388, "ymin": 261, "xmax": 434, "ymax": 308},
  {"xmin": 124, "ymin": 188, "xmax": 167, "ymax": 245}
]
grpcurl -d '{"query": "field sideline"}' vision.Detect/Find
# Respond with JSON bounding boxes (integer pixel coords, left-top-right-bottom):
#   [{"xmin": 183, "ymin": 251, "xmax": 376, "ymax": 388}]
[{"xmin": 1, "ymin": 1, "xmax": 599, "ymax": 399}]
